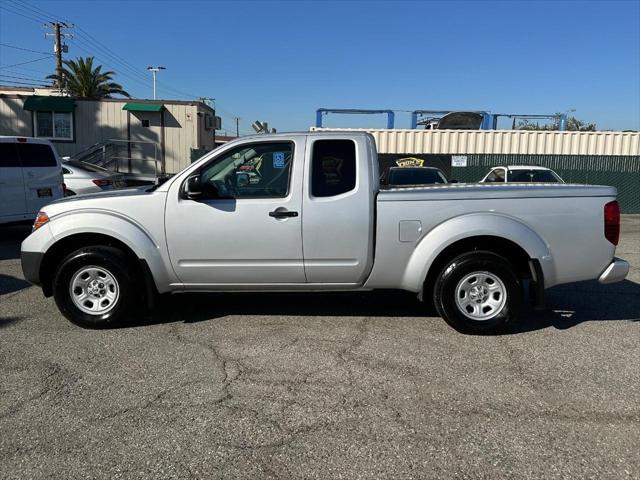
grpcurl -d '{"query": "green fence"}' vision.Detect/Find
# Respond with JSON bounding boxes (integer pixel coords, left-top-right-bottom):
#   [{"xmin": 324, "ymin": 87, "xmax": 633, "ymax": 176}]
[{"xmin": 451, "ymin": 154, "xmax": 640, "ymax": 213}]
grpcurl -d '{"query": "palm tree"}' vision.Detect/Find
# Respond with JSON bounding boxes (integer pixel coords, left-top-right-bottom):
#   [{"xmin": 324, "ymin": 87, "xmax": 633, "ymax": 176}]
[{"xmin": 48, "ymin": 56, "xmax": 130, "ymax": 98}]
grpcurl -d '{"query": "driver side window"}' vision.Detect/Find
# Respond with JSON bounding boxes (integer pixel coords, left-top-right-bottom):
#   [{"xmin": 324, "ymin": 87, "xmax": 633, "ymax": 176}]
[{"xmin": 199, "ymin": 142, "xmax": 293, "ymax": 199}]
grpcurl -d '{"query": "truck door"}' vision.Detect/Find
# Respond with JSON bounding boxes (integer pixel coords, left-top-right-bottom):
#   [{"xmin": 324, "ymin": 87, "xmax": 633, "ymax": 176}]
[
  {"xmin": 17, "ymin": 142, "xmax": 63, "ymax": 215},
  {"xmin": 165, "ymin": 138, "xmax": 306, "ymax": 286},
  {"xmin": 0, "ymin": 142, "xmax": 27, "ymax": 221},
  {"xmin": 302, "ymin": 136, "xmax": 375, "ymax": 284}
]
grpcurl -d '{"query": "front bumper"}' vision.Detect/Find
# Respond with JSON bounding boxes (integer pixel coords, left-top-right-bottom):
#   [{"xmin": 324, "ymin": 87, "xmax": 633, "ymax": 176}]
[
  {"xmin": 598, "ymin": 258, "xmax": 629, "ymax": 284},
  {"xmin": 21, "ymin": 251, "xmax": 44, "ymax": 286}
]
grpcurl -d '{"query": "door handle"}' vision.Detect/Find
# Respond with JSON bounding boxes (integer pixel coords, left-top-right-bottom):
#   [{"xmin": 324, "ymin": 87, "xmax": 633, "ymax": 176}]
[{"xmin": 269, "ymin": 209, "xmax": 298, "ymax": 218}]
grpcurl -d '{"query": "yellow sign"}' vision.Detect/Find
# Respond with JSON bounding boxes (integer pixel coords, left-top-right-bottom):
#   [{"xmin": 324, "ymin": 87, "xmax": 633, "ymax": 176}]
[{"xmin": 395, "ymin": 157, "xmax": 424, "ymax": 167}]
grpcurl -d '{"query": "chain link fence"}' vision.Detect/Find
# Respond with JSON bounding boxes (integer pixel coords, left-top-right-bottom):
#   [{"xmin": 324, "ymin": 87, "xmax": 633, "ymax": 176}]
[{"xmin": 451, "ymin": 154, "xmax": 640, "ymax": 213}]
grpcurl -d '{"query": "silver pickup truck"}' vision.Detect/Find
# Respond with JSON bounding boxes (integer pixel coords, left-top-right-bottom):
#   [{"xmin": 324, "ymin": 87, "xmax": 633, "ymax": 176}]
[{"xmin": 21, "ymin": 132, "xmax": 629, "ymax": 333}]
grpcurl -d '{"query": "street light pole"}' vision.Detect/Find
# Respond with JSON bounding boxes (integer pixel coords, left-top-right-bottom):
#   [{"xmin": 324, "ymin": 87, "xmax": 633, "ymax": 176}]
[{"xmin": 147, "ymin": 66, "xmax": 166, "ymax": 100}]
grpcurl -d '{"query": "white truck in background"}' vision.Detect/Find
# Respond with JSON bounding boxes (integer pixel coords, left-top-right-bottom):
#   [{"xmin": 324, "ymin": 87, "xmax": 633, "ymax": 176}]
[
  {"xmin": 21, "ymin": 132, "xmax": 629, "ymax": 333},
  {"xmin": 1, "ymin": 137, "xmax": 64, "ymax": 225}
]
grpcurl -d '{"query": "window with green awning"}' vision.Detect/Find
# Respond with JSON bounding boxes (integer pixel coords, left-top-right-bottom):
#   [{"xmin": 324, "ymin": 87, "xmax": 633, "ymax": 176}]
[
  {"xmin": 23, "ymin": 96, "xmax": 76, "ymax": 112},
  {"xmin": 122, "ymin": 102, "xmax": 164, "ymax": 112}
]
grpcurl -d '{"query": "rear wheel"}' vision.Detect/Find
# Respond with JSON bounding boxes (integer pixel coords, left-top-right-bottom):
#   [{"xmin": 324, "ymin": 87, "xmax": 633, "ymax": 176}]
[
  {"xmin": 52, "ymin": 246, "xmax": 137, "ymax": 328},
  {"xmin": 433, "ymin": 251, "xmax": 522, "ymax": 334}
]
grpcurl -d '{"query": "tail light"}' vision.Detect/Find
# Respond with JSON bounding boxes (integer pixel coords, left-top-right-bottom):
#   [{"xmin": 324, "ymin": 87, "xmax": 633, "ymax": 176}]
[
  {"xmin": 93, "ymin": 179, "xmax": 112, "ymax": 187},
  {"xmin": 604, "ymin": 201, "xmax": 620, "ymax": 246}
]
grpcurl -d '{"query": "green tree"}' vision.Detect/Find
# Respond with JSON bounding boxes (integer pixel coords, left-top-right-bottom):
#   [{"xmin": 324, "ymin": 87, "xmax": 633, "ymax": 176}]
[
  {"xmin": 48, "ymin": 56, "xmax": 130, "ymax": 99},
  {"xmin": 516, "ymin": 113, "xmax": 596, "ymax": 131}
]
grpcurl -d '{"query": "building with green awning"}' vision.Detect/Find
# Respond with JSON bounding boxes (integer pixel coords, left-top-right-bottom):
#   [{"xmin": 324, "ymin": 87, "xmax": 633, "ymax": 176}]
[{"xmin": 0, "ymin": 86, "xmax": 223, "ymax": 176}]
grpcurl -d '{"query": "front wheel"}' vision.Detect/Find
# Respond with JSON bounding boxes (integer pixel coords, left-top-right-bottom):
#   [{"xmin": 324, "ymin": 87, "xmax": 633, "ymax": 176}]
[
  {"xmin": 52, "ymin": 246, "xmax": 137, "ymax": 328},
  {"xmin": 433, "ymin": 251, "xmax": 522, "ymax": 334}
]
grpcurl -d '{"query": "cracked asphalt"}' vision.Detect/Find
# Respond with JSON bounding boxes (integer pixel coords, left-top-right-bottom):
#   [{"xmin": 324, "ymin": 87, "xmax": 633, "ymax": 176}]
[{"xmin": 1, "ymin": 216, "xmax": 638, "ymax": 479}]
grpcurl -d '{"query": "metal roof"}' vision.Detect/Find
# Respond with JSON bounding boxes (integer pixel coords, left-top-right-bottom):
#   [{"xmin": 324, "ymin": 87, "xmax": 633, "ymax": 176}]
[{"xmin": 310, "ymin": 128, "xmax": 640, "ymax": 156}]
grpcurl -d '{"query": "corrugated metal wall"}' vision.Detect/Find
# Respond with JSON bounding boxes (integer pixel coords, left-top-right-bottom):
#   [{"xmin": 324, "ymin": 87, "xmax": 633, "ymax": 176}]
[{"xmin": 311, "ymin": 127, "xmax": 640, "ymax": 156}]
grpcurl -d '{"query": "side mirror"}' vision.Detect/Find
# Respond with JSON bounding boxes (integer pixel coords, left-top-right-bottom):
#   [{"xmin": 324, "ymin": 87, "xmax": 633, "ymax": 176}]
[
  {"xmin": 449, "ymin": 179, "xmax": 459, "ymax": 183},
  {"xmin": 184, "ymin": 174, "xmax": 203, "ymax": 199}
]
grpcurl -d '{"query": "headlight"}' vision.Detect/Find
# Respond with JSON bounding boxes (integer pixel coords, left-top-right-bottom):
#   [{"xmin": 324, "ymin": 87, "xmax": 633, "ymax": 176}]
[{"xmin": 33, "ymin": 211, "xmax": 49, "ymax": 232}]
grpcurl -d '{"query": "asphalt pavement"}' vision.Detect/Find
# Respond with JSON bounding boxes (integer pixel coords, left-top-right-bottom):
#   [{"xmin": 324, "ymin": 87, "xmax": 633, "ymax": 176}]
[{"xmin": 1, "ymin": 216, "xmax": 638, "ymax": 479}]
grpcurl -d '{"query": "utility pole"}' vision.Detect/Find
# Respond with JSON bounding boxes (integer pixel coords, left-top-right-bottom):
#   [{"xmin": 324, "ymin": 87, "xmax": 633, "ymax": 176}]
[
  {"xmin": 235, "ymin": 117, "xmax": 240, "ymax": 137},
  {"xmin": 45, "ymin": 22, "xmax": 73, "ymax": 90},
  {"xmin": 147, "ymin": 66, "xmax": 166, "ymax": 100}
]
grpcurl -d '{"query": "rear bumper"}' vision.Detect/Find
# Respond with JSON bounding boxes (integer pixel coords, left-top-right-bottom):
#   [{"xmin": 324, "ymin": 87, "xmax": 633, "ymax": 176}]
[
  {"xmin": 21, "ymin": 251, "xmax": 43, "ymax": 286},
  {"xmin": 598, "ymin": 258, "xmax": 629, "ymax": 284}
]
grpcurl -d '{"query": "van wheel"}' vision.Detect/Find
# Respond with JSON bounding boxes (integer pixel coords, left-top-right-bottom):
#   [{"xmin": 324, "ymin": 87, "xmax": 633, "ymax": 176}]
[
  {"xmin": 433, "ymin": 251, "xmax": 521, "ymax": 334},
  {"xmin": 52, "ymin": 246, "xmax": 136, "ymax": 328}
]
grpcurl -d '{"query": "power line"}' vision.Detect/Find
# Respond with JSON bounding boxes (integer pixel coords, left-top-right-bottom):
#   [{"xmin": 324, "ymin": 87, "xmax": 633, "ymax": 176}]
[
  {"xmin": 72, "ymin": 31, "xmax": 149, "ymax": 83},
  {"xmin": 0, "ymin": 3, "xmax": 44, "ymax": 23},
  {"xmin": 0, "ymin": 56, "xmax": 52, "ymax": 69},
  {"xmin": 0, "ymin": 73, "xmax": 49, "ymax": 82},
  {"xmin": 0, "ymin": 43, "xmax": 54, "ymax": 56},
  {"xmin": 9, "ymin": 0, "xmax": 58, "ymax": 22},
  {"xmin": 70, "ymin": 42, "xmax": 151, "ymax": 90},
  {"xmin": 0, "ymin": 79, "xmax": 48, "ymax": 86},
  {"xmin": 3, "ymin": 66, "xmax": 52, "ymax": 76},
  {"xmin": 4, "ymin": 1, "xmax": 246, "ymax": 121}
]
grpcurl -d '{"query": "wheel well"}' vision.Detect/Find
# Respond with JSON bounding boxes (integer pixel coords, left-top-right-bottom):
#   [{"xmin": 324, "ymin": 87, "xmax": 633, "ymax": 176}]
[
  {"xmin": 40, "ymin": 233, "xmax": 141, "ymax": 297},
  {"xmin": 423, "ymin": 236, "xmax": 533, "ymax": 298}
]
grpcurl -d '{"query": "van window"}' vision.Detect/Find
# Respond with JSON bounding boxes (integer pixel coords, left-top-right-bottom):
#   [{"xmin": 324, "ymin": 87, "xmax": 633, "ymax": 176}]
[
  {"xmin": 18, "ymin": 143, "xmax": 57, "ymax": 167},
  {"xmin": 311, "ymin": 140, "xmax": 356, "ymax": 197},
  {"xmin": 0, "ymin": 143, "xmax": 21, "ymax": 167}
]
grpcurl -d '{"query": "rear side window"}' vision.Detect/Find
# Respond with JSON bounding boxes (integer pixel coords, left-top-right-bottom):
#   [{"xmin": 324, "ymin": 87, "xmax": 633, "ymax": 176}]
[
  {"xmin": 17, "ymin": 143, "xmax": 57, "ymax": 167},
  {"xmin": 311, "ymin": 140, "xmax": 356, "ymax": 197},
  {"xmin": 0, "ymin": 143, "xmax": 21, "ymax": 167},
  {"xmin": 509, "ymin": 170, "xmax": 560, "ymax": 183}
]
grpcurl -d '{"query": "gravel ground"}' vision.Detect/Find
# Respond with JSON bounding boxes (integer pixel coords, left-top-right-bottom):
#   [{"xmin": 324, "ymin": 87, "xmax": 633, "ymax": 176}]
[{"xmin": 0, "ymin": 216, "xmax": 638, "ymax": 479}]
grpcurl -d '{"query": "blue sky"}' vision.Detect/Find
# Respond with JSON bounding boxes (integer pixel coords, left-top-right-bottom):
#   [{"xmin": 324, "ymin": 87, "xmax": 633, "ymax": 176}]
[{"xmin": 1, "ymin": 0, "xmax": 639, "ymax": 133}]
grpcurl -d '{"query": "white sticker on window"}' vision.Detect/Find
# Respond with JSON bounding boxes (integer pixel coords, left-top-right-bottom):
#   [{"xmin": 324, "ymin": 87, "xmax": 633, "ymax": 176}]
[{"xmin": 273, "ymin": 152, "xmax": 285, "ymax": 168}]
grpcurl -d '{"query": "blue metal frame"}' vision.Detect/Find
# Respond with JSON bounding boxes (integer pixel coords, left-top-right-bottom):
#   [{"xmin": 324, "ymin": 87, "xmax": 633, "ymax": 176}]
[
  {"xmin": 411, "ymin": 110, "xmax": 568, "ymax": 131},
  {"xmin": 410, "ymin": 110, "xmax": 490, "ymax": 129},
  {"xmin": 316, "ymin": 108, "xmax": 395, "ymax": 129},
  {"xmin": 316, "ymin": 108, "xmax": 568, "ymax": 131}
]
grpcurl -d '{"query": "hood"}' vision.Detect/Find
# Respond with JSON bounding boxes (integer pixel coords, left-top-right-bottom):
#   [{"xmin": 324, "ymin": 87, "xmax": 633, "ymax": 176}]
[{"xmin": 51, "ymin": 186, "xmax": 151, "ymax": 206}]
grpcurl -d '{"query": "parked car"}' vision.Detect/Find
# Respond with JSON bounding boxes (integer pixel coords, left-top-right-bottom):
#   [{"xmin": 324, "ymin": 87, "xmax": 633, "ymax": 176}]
[
  {"xmin": 480, "ymin": 166, "xmax": 564, "ymax": 183},
  {"xmin": 385, "ymin": 166, "xmax": 449, "ymax": 187},
  {"xmin": 62, "ymin": 160, "xmax": 127, "ymax": 196},
  {"xmin": 0, "ymin": 136, "xmax": 63, "ymax": 225},
  {"xmin": 21, "ymin": 132, "xmax": 628, "ymax": 333}
]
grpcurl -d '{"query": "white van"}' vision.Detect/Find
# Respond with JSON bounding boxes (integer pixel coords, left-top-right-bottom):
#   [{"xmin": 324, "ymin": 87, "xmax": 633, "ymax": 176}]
[{"xmin": 0, "ymin": 136, "xmax": 64, "ymax": 225}]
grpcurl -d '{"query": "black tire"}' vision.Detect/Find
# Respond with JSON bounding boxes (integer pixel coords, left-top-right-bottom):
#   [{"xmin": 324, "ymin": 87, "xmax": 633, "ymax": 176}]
[
  {"xmin": 52, "ymin": 246, "xmax": 138, "ymax": 328},
  {"xmin": 433, "ymin": 251, "xmax": 522, "ymax": 334}
]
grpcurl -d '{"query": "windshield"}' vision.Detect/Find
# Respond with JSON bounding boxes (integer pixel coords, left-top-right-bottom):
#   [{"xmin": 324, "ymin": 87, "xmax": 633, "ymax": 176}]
[
  {"xmin": 508, "ymin": 169, "xmax": 562, "ymax": 183},
  {"xmin": 388, "ymin": 168, "xmax": 447, "ymax": 185}
]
